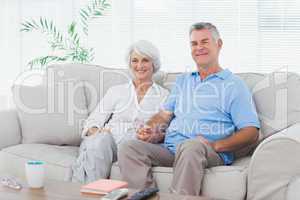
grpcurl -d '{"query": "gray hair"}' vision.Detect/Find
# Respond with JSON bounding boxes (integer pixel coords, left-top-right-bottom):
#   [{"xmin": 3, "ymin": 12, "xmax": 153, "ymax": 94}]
[
  {"xmin": 189, "ymin": 22, "xmax": 221, "ymax": 41},
  {"xmin": 126, "ymin": 40, "xmax": 161, "ymax": 73}
]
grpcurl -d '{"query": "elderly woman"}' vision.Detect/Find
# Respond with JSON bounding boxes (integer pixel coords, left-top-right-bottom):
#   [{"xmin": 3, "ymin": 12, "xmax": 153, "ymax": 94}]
[{"xmin": 72, "ymin": 40, "xmax": 169, "ymax": 183}]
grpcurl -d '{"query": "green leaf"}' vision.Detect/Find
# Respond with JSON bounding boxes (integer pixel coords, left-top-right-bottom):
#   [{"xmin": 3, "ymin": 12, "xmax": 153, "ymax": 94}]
[
  {"xmin": 26, "ymin": 21, "xmax": 34, "ymax": 28},
  {"xmin": 20, "ymin": 28, "xmax": 29, "ymax": 32},
  {"xmin": 87, "ymin": 6, "xmax": 92, "ymax": 13},
  {"xmin": 21, "ymin": 23, "xmax": 31, "ymax": 29},
  {"xmin": 68, "ymin": 22, "xmax": 76, "ymax": 35},
  {"xmin": 83, "ymin": 27, "xmax": 88, "ymax": 35},
  {"xmin": 80, "ymin": 12, "xmax": 88, "ymax": 22},
  {"xmin": 40, "ymin": 17, "xmax": 44, "ymax": 28},
  {"xmin": 103, "ymin": 3, "xmax": 110, "ymax": 8},
  {"xmin": 73, "ymin": 33, "xmax": 78, "ymax": 42},
  {"xmin": 50, "ymin": 21, "xmax": 53, "ymax": 31},
  {"xmin": 81, "ymin": 9, "xmax": 89, "ymax": 18},
  {"xmin": 32, "ymin": 19, "xmax": 39, "ymax": 28},
  {"xmin": 94, "ymin": 10, "xmax": 102, "ymax": 16},
  {"xmin": 28, "ymin": 55, "xmax": 68, "ymax": 69},
  {"xmin": 81, "ymin": 18, "xmax": 88, "ymax": 26},
  {"xmin": 44, "ymin": 19, "xmax": 48, "ymax": 29}
]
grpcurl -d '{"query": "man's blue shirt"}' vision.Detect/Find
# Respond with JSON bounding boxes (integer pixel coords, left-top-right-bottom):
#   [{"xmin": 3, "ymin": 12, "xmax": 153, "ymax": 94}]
[{"xmin": 162, "ymin": 69, "xmax": 260, "ymax": 165}]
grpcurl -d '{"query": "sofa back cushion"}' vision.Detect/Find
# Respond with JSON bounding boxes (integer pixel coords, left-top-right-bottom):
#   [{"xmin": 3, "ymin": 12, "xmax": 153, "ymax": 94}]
[
  {"xmin": 239, "ymin": 72, "xmax": 300, "ymax": 140},
  {"xmin": 12, "ymin": 80, "xmax": 88, "ymax": 146},
  {"xmin": 236, "ymin": 72, "xmax": 300, "ymax": 157},
  {"xmin": 44, "ymin": 64, "xmax": 300, "ymax": 153},
  {"xmin": 47, "ymin": 63, "xmax": 165, "ymax": 113}
]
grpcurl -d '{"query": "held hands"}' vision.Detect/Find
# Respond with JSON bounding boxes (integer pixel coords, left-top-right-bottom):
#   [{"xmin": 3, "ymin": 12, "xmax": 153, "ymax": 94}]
[
  {"xmin": 136, "ymin": 125, "xmax": 154, "ymax": 142},
  {"xmin": 136, "ymin": 125, "xmax": 164, "ymax": 143}
]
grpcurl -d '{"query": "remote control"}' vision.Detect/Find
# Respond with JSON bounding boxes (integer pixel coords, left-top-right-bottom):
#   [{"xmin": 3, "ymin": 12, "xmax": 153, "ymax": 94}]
[
  {"xmin": 127, "ymin": 187, "xmax": 159, "ymax": 200},
  {"xmin": 101, "ymin": 188, "xmax": 128, "ymax": 200}
]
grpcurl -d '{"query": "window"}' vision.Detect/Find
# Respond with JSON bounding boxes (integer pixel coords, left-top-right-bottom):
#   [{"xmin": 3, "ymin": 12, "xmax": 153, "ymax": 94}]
[
  {"xmin": 1, "ymin": 0, "xmax": 300, "ymax": 105},
  {"xmin": 258, "ymin": 0, "xmax": 300, "ymax": 72},
  {"xmin": 90, "ymin": 0, "xmax": 300, "ymax": 73}
]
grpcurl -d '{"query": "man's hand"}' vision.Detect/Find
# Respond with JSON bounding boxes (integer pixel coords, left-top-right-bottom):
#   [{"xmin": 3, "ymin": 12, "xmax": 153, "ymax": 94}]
[{"xmin": 197, "ymin": 135, "xmax": 214, "ymax": 148}]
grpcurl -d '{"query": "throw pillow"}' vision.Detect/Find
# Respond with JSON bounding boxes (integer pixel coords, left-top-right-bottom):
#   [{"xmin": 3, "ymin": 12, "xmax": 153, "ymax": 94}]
[{"xmin": 12, "ymin": 80, "xmax": 88, "ymax": 146}]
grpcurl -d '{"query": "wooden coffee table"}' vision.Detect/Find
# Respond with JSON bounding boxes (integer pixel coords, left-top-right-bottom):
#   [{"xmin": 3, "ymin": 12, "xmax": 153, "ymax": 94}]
[{"xmin": 0, "ymin": 179, "xmax": 211, "ymax": 200}]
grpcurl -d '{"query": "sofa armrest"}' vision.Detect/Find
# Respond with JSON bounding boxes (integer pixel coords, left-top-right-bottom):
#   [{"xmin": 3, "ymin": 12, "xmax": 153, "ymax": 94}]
[
  {"xmin": 247, "ymin": 123, "xmax": 300, "ymax": 200},
  {"xmin": 286, "ymin": 176, "xmax": 300, "ymax": 200},
  {"xmin": 0, "ymin": 109, "xmax": 22, "ymax": 149}
]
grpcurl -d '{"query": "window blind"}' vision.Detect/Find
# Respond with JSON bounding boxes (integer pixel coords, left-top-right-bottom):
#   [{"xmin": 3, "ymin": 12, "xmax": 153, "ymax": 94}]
[{"xmin": 90, "ymin": 0, "xmax": 300, "ymax": 73}]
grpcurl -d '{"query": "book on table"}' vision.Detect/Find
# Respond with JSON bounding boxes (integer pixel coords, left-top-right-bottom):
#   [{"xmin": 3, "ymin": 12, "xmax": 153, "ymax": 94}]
[{"xmin": 80, "ymin": 179, "xmax": 128, "ymax": 195}]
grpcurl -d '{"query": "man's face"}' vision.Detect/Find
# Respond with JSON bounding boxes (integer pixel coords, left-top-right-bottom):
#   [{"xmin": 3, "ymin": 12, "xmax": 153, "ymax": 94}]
[{"xmin": 190, "ymin": 29, "xmax": 222, "ymax": 68}]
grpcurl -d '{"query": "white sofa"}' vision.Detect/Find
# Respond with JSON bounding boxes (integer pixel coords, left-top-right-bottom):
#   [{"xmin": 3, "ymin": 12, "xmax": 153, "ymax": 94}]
[{"xmin": 0, "ymin": 63, "xmax": 300, "ymax": 200}]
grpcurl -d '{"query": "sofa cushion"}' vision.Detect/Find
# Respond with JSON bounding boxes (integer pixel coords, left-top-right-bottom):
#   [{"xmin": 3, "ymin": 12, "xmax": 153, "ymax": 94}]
[
  {"xmin": 228, "ymin": 72, "xmax": 300, "ymax": 158},
  {"xmin": 0, "ymin": 109, "xmax": 21, "ymax": 150},
  {"xmin": 253, "ymin": 72, "xmax": 300, "ymax": 139},
  {"xmin": 0, "ymin": 144, "xmax": 78, "ymax": 181},
  {"xmin": 12, "ymin": 81, "xmax": 88, "ymax": 146},
  {"xmin": 110, "ymin": 160, "xmax": 248, "ymax": 200}
]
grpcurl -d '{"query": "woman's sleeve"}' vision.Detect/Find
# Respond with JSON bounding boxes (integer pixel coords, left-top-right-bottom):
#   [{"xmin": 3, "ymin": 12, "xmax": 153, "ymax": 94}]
[{"xmin": 82, "ymin": 87, "xmax": 117, "ymax": 137}]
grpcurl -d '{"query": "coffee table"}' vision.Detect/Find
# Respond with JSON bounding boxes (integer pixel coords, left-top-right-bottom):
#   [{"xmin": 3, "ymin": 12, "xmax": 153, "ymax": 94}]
[{"xmin": 0, "ymin": 179, "xmax": 211, "ymax": 200}]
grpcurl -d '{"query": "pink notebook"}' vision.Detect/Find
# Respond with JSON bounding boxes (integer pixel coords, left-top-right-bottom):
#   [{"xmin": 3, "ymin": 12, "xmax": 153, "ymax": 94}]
[{"xmin": 80, "ymin": 179, "xmax": 128, "ymax": 195}]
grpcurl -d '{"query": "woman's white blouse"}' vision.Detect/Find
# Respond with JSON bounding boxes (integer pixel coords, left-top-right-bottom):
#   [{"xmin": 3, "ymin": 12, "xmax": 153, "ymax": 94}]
[{"xmin": 83, "ymin": 81, "xmax": 169, "ymax": 145}]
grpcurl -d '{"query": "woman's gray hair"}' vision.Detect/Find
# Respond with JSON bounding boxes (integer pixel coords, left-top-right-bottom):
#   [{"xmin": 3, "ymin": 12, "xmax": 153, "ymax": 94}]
[{"xmin": 126, "ymin": 40, "xmax": 161, "ymax": 73}]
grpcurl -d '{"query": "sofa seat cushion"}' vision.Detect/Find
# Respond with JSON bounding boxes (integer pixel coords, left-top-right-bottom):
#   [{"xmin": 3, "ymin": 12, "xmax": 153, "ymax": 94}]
[
  {"xmin": 111, "ymin": 157, "xmax": 250, "ymax": 200},
  {"xmin": 0, "ymin": 144, "xmax": 78, "ymax": 181}
]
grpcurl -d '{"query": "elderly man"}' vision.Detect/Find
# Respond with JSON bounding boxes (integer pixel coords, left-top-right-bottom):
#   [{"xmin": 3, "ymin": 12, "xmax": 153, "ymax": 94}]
[{"xmin": 118, "ymin": 22, "xmax": 260, "ymax": 196}]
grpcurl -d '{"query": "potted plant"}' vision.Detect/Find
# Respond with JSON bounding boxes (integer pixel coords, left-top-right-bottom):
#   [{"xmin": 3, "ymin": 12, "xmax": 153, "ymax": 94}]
[{"xmin": 20, "ymin": 0, "xmax": 111, "ymax": 69}]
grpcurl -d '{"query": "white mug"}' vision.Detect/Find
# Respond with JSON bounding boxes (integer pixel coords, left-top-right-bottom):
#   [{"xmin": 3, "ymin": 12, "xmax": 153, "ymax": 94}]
[{"xmin": 25, "ymin": 160, "xmax": 45, "ymax": 188}]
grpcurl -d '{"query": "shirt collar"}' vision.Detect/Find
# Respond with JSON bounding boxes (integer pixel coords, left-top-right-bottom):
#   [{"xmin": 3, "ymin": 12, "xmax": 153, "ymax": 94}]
[
  {"xmin": 128, "ymin": 80, "xmax": 157, "ymax": 91},
  {"xmin": 215, "ymin": 69, "xmax": 232, "ymax": 80},
  {"xmin": 191, "ymin": 69, "xmax": 232, "ymax": 80}
]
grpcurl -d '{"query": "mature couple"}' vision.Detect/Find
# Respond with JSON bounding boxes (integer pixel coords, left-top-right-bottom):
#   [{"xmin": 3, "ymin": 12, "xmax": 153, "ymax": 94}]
[{"xmin": 72, "ymin": 22, "xmax": 260, "ymax": 196}]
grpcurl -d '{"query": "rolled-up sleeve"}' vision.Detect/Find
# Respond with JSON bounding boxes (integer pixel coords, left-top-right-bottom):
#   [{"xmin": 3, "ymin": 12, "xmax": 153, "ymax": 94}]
[{"xmin": 230, "ymin": 80, "xmax": 260, "ymax": 130}]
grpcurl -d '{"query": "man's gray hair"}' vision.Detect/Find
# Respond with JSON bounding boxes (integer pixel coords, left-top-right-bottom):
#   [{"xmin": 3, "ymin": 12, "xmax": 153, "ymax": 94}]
[
  {"xmin": 189, "ymin": 22, "xmax": 221, "ymax": 41},
  {"xmin": 125, "ymin": 40, "xmax": 161, "ymax": 73}
]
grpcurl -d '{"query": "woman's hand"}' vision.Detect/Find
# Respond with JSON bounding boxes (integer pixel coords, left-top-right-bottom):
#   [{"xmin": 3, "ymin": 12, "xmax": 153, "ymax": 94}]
[
  {"xmin": 87, "ymin": 127, "xmax": 99, "ymax": 136},
  {"xmin": 87, "ymin": 127, "xmax": 112, "ymax": 136}
]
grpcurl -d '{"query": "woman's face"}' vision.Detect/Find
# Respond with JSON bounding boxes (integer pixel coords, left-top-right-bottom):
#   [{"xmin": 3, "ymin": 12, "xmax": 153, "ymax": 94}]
[{"xmin": 130, "ymin": 51, "xmax": 154, "ymax": 82}]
